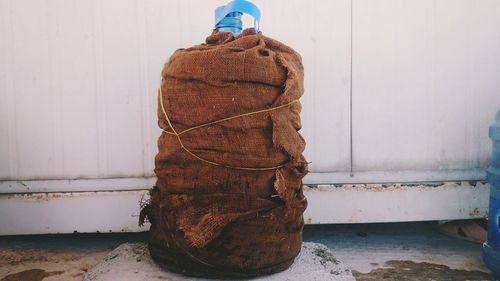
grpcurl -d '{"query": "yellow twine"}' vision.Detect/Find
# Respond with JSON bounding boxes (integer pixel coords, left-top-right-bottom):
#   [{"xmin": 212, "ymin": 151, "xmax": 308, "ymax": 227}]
[{"xmin": 158, "ymin": 77, "xmax": 297, "ymax": 171}]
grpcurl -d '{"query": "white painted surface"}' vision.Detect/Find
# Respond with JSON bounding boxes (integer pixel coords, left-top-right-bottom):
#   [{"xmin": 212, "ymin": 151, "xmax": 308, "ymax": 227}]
[
  {"xmin": 303, "ymin": 182, "xmax": 489, "ymax": 224},
  {"xmin": 0, "ymin": 1, "xmax": 499, "ymax": 233},
  {"xmin": 0, "ymin": 0, "xmax": 351, "ymax": 181},
  {"xmin": 2, "ymin": 0, "xmax": 498, "ymax": 184},
  {"xmin": 0, "ymin": 190, "xmax": 149, "ymax": 235},
  {"xmin": 352, "ymin": 0, "xmax": 500, "ymax": 172},
  {"xmin": 0, "ymin": 183, "xmax": 489, "ymax": 235}
]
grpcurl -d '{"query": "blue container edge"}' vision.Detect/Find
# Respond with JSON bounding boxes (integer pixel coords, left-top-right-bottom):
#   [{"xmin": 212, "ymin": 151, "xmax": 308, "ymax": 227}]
[
  {"xmin": 483, "ymin": 109, "xmax": 500, "ymax": 277},
  {"xmin": 483, "ymin": 243, "xmax": 500, "ymax": 277}
]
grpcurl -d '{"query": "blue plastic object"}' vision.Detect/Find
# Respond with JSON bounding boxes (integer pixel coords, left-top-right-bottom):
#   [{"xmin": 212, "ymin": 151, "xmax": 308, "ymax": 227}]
[
  {"xmin": 483, "ymin": 110, "xmax": 500, "ymax": 276},
  {"xmin": 214, "ymin": 0, "xmax": 261, "ymax": 37}
]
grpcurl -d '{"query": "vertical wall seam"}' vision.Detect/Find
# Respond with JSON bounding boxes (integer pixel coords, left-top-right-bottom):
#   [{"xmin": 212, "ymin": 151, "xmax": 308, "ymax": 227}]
[
  {"xmin": 46, "ymin": 0, "xmax": 65, "ymax": 177},
  {"xmin": 349, "ymin": 0, "xmax": 354, "ymax": 177},
  {"xmin": 136, "ymin": 0, "xmax": 152, "ymax": 176},
  {"xmin": 4, "ymin": 0, "xmax": 19, "ymax": 179},
  {"xmin": 91, "ymin": 0, "xmax": 108, "ymax": 176},
  {"xmin": 311, "ymin": 0, "xmax": 318, "ymax": 170}
]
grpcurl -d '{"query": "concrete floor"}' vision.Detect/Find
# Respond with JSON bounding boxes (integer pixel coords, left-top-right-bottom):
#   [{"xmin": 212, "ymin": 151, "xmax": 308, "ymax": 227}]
[
  {"xmin": 303, "ymin": 222, "xmax": 497, "ymax": 281},
  {"xmin": 0, "ymin": 222, "xmax": 498, "ymax": 281}
]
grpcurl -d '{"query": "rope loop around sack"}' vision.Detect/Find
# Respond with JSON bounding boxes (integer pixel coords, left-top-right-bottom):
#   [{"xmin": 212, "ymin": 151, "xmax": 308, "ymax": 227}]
[{"xmin": 158, "ymin": 77, "xmax": 298, "ymax": 171}]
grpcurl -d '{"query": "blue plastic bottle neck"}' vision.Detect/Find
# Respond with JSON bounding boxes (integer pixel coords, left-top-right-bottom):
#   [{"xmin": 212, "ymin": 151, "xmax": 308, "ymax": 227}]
[
  {"xmin": 215, "ymin": 12, "xmax": 243, "ymax": 37},
  {"xmin": 214, "ymin": 0, "xmax": 261, "ymax": 37}
]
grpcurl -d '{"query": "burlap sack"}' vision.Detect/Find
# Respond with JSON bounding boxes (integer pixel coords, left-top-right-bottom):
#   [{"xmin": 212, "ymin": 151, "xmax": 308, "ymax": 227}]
[{"xmin": 140, "ymin": 28, "xmax": 308, "ymax": 279}]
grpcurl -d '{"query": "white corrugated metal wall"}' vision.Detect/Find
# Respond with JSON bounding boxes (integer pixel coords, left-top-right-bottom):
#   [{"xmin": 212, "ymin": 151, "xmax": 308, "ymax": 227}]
[{"xmin": 1, "ymin": 0, "xmax": 499, "ymax": 234}]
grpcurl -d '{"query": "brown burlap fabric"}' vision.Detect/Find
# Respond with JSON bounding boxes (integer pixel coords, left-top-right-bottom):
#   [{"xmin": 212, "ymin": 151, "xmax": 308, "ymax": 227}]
[{"xmin": 140, "ymin": 28, "xmax": 308, "ymax": 279}]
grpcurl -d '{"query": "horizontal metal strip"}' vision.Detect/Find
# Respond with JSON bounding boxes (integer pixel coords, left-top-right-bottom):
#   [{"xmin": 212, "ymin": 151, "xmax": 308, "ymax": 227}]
[
  {"xmin": 304, "ymin": 169, "xmax": 486, "ymax": 185},
  {"xmin": 0, "ymin": 177, "xmax": 156, "ymax": 194},
  {"xmin": 0, "ymin": 181, "xmax": 489, "ymax": 235},
  {"xmin": 0, "ymin": 169, "xmax": 487, "ymax": 194}
]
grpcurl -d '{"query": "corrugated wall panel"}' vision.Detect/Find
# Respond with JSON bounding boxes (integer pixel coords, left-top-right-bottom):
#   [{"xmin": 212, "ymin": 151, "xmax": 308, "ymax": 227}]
[
  {"xmin": 352, "ymin": 0, "xmax": 500, "ymax": 172},
  {"xmin": 0, "ymin": 0, "xmax": 352, "ymax": 181},
  {"xmin": 1, "ymin": 0, "xmax": 499, "ymax": 184},
  {"xmin": 1, "ymin": 0, "xmax": 498, "ymax": 231}
]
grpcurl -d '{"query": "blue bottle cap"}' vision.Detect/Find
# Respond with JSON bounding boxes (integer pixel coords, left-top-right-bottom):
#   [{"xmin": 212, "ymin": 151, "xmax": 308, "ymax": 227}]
[{"xmin": 214, "ymin": 0, "xmax": 261, "ymax": 36}]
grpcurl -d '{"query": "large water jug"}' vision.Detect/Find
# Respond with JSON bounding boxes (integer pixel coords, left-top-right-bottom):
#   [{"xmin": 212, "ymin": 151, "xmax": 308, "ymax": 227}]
[{"xmin": 140, "ymin": 0, "xmax": 308, "ymax": 278}]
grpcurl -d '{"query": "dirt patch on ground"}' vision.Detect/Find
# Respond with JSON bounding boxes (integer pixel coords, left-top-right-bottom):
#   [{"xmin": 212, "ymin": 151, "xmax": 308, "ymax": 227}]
[
  {"xmin": 353, "ymin": 260, "xmax": 497, "ymax": 281},
  {"xmin": 0, "ymin": 248, "xmax": 109, "ymax": 281},
  {"xmin": 0, "ymin": 269, "xmax": 63, "ymax": 281}
]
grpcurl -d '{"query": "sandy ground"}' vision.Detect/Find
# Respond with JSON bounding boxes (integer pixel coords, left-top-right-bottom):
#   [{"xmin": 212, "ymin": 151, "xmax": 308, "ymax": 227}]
[
  {"xmin": 0, "ymin": 222, "xmax": 498, "ymax": 281},
  {"xmin": 82, "ymin": 242, "xmax": 355, "ymax": 281},
  {"xmin": 0, "ymin": 233, "xmax": 147, "ymax": 281}
]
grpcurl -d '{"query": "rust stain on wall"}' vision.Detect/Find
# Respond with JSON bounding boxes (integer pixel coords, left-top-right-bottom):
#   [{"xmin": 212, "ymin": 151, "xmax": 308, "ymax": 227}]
[{"xmin": 468, "ymin": 208, "xmax": 480, "ymax": 217}]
